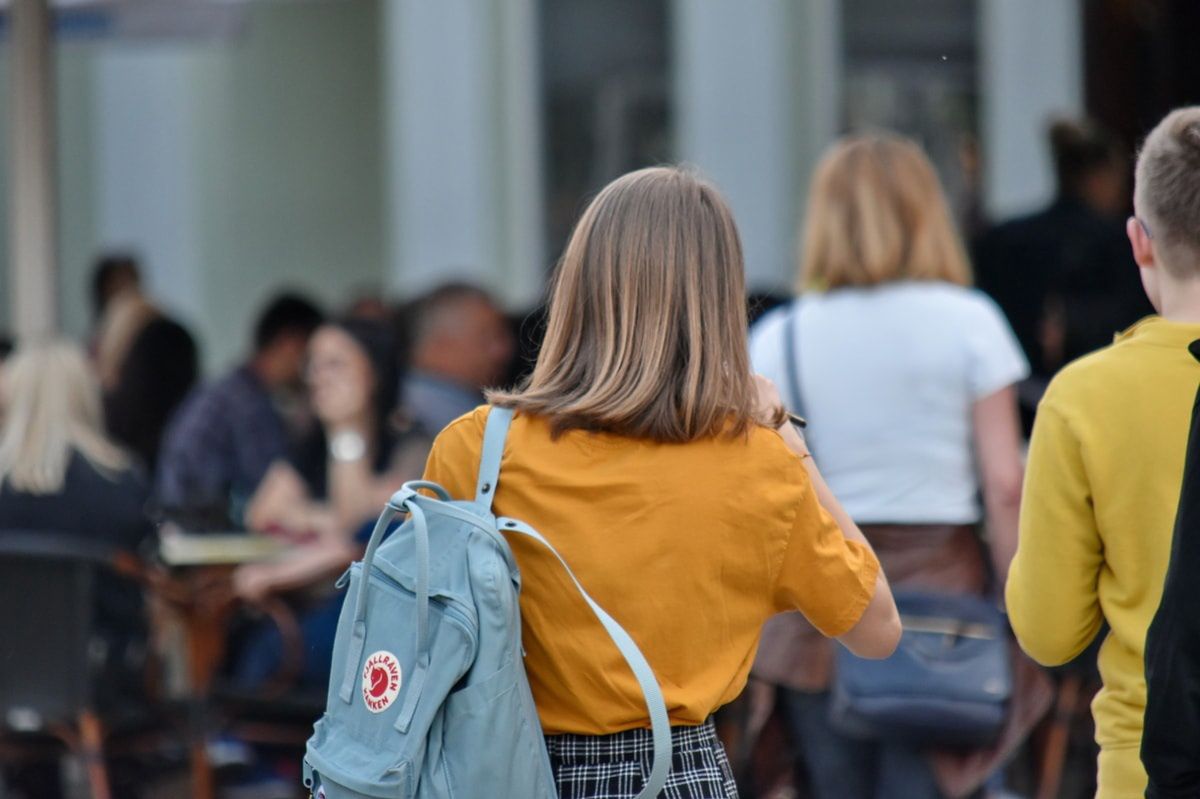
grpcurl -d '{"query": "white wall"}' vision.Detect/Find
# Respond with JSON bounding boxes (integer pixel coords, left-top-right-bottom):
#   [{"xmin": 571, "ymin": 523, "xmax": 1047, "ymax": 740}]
[
  {"xmin": 1, "ymin": 0, "xmax": 1086, "ymax": 353},
  {"xmin": 93, "ymin": 49, "xmax": 207, "ymax": 328},
  {"xmin": 381, "ymin": 0, "xmax": 544, "ymax": 309},
  {"xmin": 2, "ymin": 1, "xmax": 388, "ymax": 369},
  {"xmin": 673, "ymin": 0, "xmax": 840, "ymax": 294},
  {"xmin": 184, "ymin": 0, "xmax": 386, "ymax": 371}
]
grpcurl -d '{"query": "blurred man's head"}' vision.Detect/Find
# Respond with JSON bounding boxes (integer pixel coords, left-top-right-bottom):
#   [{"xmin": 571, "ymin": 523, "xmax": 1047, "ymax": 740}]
[
  {"xmin": 1127, "ymin": 107, "xmax": 1200, "ymax": 312},
  {"xmin": 90, "ymin": 253, "xmax": 142, "ymax": 322},
  {"xmin": 1049, "ymin": 118, "xmax": 1127, "ymax": 217},
  {"xmin": 345, "ymin": 291, "xmax": 394, "ymax": 323},
  {"xmin": 251, "ymin": 293, "xmax": 324, "ymax": 388},
  {"xmin": 410, "ymin": 283, "xmax": 515, "ymax": 390}
]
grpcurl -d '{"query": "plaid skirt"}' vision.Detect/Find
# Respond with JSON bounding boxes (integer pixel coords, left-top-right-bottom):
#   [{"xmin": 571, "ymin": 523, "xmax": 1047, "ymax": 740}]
[{"xmin": 545, "ymin": 718, "xmax": 738, "ymax": 799}]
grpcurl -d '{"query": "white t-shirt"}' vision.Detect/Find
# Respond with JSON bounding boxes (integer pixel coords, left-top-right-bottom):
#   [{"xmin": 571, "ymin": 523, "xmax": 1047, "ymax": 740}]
[{"xmin": 749, "ymin": 281, "xmax": 1029, "ymax": 524}]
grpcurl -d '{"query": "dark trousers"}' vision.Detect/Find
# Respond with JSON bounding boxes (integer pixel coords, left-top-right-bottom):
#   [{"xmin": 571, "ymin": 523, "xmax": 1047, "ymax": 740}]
[{"xmin": 779, "ymin": 688, "xmax": 943, "ymax": 799}]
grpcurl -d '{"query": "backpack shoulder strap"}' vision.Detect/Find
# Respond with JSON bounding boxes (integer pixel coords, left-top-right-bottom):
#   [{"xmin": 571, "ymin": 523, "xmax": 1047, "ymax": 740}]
[
  {"xmin": 498, "ymin": 517, "xmax": 671, "ymax": 799},
  {"xmin": 476, "ymin": 406, "xmax": 514, "ymax": 510},
  {"xmin": 475, "ymin": 404, "xmax": 671, "ymax": 797}
]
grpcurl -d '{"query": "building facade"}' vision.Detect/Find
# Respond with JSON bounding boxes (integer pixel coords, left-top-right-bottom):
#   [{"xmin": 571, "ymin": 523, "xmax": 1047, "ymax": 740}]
[{"xmin": 0, "ymin": 0, "xmax": 1082, "ymax": 370}]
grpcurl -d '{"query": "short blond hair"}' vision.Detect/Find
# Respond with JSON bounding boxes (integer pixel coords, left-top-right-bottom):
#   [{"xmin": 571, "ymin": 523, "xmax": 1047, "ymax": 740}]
[
  {"xmin": 799, "ymin": 132, "xmax": 971, "ymax": 291},
  {"xmin": 1135, "ymin": 106, "xmax": 1200, "ymax": 277},
  {"xmin": 490, "ymin": 166, "xmax": 766, "ymax": 442}
]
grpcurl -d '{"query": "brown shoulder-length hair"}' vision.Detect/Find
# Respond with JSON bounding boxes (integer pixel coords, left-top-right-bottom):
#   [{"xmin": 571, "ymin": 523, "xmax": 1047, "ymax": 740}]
[
  {"xmin": 489, "ymin": 166, "xmax": 763, "ymax": 442},
  {"xmin": 799, "ymin": 132, "xmax": 971, "ymax": 291}
]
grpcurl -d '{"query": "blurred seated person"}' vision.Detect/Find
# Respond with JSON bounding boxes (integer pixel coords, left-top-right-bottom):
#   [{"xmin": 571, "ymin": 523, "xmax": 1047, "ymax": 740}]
[
  {"xmin": 156, "ymin": 293, "xmax": 323, "ymax": 524},
  {"xmin": 231, "ymin": 319, "xmax": 429, "ymax": 689},
  {"xmin": 247, "ymin": 318, "xmax": 428, "ymax": 536},
  {"xmin": 96, "ymin": 287, "xmax": 199, "ymax": 473},
  {"xmin": 0, "ymin": 341, "xmax": 156, "ymax": 707},
  {"xmin": 974, "ymin": 118, "xmax": 1153, "ymax": 423},
  {"xmin": 344, "ymin": 290, "xmax": 395, "ymax": 323},
  {"xmin": 403, "ymin": 282, "xmax": 515, "ymax": 434}
]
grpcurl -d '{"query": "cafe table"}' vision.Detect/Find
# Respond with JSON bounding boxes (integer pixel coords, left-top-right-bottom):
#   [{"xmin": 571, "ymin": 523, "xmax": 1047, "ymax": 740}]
[{"xmin": 153, "ymin": 529, "xmax": 289, "ymax": 799}]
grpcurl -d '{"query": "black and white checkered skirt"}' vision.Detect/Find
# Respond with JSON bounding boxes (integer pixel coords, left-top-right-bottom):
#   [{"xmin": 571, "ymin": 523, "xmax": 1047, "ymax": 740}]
[{"xmin": 544, "ymin": 718, "xmax": 739, "ymax": 799}]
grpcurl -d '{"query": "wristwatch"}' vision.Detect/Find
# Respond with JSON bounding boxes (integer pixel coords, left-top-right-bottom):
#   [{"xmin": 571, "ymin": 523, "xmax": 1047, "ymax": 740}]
[{"xmin": 329, "ymin": 430, "xmax": 366, "ymax": 462}]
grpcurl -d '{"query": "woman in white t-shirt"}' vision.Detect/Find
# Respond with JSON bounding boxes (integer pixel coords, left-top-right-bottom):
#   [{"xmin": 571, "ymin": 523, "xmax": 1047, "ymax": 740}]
[{"xmin": 749, "ymin": 133, "xmax": 1032, "ymax": 799}]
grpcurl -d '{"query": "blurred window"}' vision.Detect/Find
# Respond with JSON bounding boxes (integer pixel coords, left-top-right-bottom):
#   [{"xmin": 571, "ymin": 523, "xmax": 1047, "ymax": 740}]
[
  {"xmin": 843, "ymin": 0, "xmax": 980, "ymax": 225},
  {"xmin": 538, "ymin": 0, "xmax": 673, "ymax": 260}
]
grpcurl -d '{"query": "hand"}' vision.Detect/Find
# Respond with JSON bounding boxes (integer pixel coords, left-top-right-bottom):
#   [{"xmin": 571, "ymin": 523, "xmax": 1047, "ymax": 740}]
[
  {"xmin": 752, "ymin": 375, "xmax": 787, "ymax": 429},
  {"xmin": 754, "ymin": 374, "xmax": 813, "ymax": 458},
  {"xmin": 233, "ymin": 562, "xmax": 278, "ymax": 604},
  {"xmin": 246, "ymin": 462, "xmax": 309, "ymax": 531}
]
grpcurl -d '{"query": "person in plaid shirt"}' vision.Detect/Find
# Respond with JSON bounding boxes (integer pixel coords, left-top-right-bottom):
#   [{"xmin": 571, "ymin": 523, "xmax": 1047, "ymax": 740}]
[{"xmin": 156, "ymin": 293, "xmax": 322, "ymax": 523}]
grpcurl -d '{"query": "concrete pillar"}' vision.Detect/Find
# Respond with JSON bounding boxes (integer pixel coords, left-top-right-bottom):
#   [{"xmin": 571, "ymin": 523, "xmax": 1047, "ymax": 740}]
[
  {"xmin": 979, "ymin": 0, "xmax": 1084, "ymax": 219},
  {"xmin": 672, "ymin": 0, "xmax": 840, "ymax": 293},
  {"xmin": 9, "ymin": 0, "xmax": 58, "ymax": 336},
  {"xmin": 381, "ymin": 0, "xmax": 545, "ymax": 308}
]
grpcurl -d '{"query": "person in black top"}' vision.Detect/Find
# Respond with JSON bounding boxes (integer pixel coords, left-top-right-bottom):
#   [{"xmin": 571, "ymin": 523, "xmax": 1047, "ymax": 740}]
[
  {"xmin": 0, "ymin": 341, "xmax": 155, "ymax": 703},
  {"xmin": 1143, "ymin": 341, "xmax": 1200, "ymax": 797},
  {"xmin": 95, "ymin": 288, "xmax": 199, "ymax": 473},
  {"xmin": 974, "ymin": 119, "xmax": 1154, "ymax": 427},
  {"xmin": 156, "ymin": 292, "xmax": 324, "ymax": 523}
]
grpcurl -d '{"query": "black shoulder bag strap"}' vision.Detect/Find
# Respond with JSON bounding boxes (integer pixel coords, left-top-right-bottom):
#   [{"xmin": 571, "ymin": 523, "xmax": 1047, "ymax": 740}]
[{"xmin": 782, "ymin": 299, "xmax": 807, "ymax": 421}]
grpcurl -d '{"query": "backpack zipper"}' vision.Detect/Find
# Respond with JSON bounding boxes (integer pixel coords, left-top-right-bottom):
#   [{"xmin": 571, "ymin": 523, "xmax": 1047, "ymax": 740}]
[
  {"xmin": 366, "ymin": 564, "xmax": 478, "ymax": 644},
  {"xmin": 338, "ymin": 561, "xmax": 478, "ymax": 639}
]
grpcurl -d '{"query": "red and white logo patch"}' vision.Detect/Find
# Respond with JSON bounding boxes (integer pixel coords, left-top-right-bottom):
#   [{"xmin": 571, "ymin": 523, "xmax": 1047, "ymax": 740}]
[{"xmin": 361, "ymin": 650, "xmax": 402, "ymax": 713}]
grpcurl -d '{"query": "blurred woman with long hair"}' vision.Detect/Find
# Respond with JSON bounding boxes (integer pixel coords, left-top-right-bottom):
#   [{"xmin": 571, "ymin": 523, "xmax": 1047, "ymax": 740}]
[
  {"xmin": 231, "ymin": 319, "xmax": 429, "ymax": 689},
  {"xmin": 95, "ymin": 288, "xmax": 199, "ymax": 472}
]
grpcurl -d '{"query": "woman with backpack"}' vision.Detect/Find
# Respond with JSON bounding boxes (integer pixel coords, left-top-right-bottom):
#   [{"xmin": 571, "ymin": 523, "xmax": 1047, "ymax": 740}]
[{"xmin": 421, "ymin": 166, "xmax": 901, "ymax": 797}]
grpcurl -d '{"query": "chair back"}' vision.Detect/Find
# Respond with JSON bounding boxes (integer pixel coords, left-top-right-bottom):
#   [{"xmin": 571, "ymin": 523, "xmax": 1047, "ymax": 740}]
[{"xmin": 0, "ymin": 532, "xmax": 118, "ymax": 731}]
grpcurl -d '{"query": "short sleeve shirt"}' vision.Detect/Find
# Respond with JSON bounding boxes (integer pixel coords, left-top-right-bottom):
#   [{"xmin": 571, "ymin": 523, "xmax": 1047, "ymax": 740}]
[
  {"xmin": 422, "ymin": 407, "xmax": 879, "ymax": 735},
  {"xmin": 750, "ymin": 282, "xmax": 1029, "ymax": 524}
]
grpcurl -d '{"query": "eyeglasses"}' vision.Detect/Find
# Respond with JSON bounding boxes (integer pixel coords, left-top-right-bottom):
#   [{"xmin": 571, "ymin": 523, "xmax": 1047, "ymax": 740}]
[{"xmin": 1131, "ymin": 215, "xmax": 1154, "ymax": 240}]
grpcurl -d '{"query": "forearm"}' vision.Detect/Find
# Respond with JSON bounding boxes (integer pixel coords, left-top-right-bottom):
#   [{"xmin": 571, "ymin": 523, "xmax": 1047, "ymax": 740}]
[
  {"xmin": 327, "ymin": 458, "xmax": 387, "ymax": 532},
  {"xmin": 253, "ymin": 542, "xmax": 358, "ymax": 595},
  {"xmin": 983, "ymin": 491, "xmax": 1020, "ymax": 587},
  {"xmin": 776, "ymin": 423, "xmax": 899, "ymax": 658},
  {"xmin": 973, "ymin": 386, "xmax": 1025, "ymax": 589}
]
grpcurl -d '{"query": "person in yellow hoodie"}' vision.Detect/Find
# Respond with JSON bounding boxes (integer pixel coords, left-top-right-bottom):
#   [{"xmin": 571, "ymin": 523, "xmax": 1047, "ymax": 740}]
[{"xmin": 1007, "ymin": 105, "xmax": 1200, "ymax": 798}]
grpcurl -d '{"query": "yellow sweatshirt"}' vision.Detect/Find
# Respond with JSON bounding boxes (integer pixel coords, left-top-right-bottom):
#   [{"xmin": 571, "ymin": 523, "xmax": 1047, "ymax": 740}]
[{"xmin": 1007, "ymin": 316, "xmax": 1200, "ymax": 798}]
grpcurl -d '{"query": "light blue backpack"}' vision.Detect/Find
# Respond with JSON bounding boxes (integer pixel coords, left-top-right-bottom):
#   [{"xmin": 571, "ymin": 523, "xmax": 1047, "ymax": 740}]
[{"xmin": 303, "ymin": 406, "xmax": 671, "ymax": 798}]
